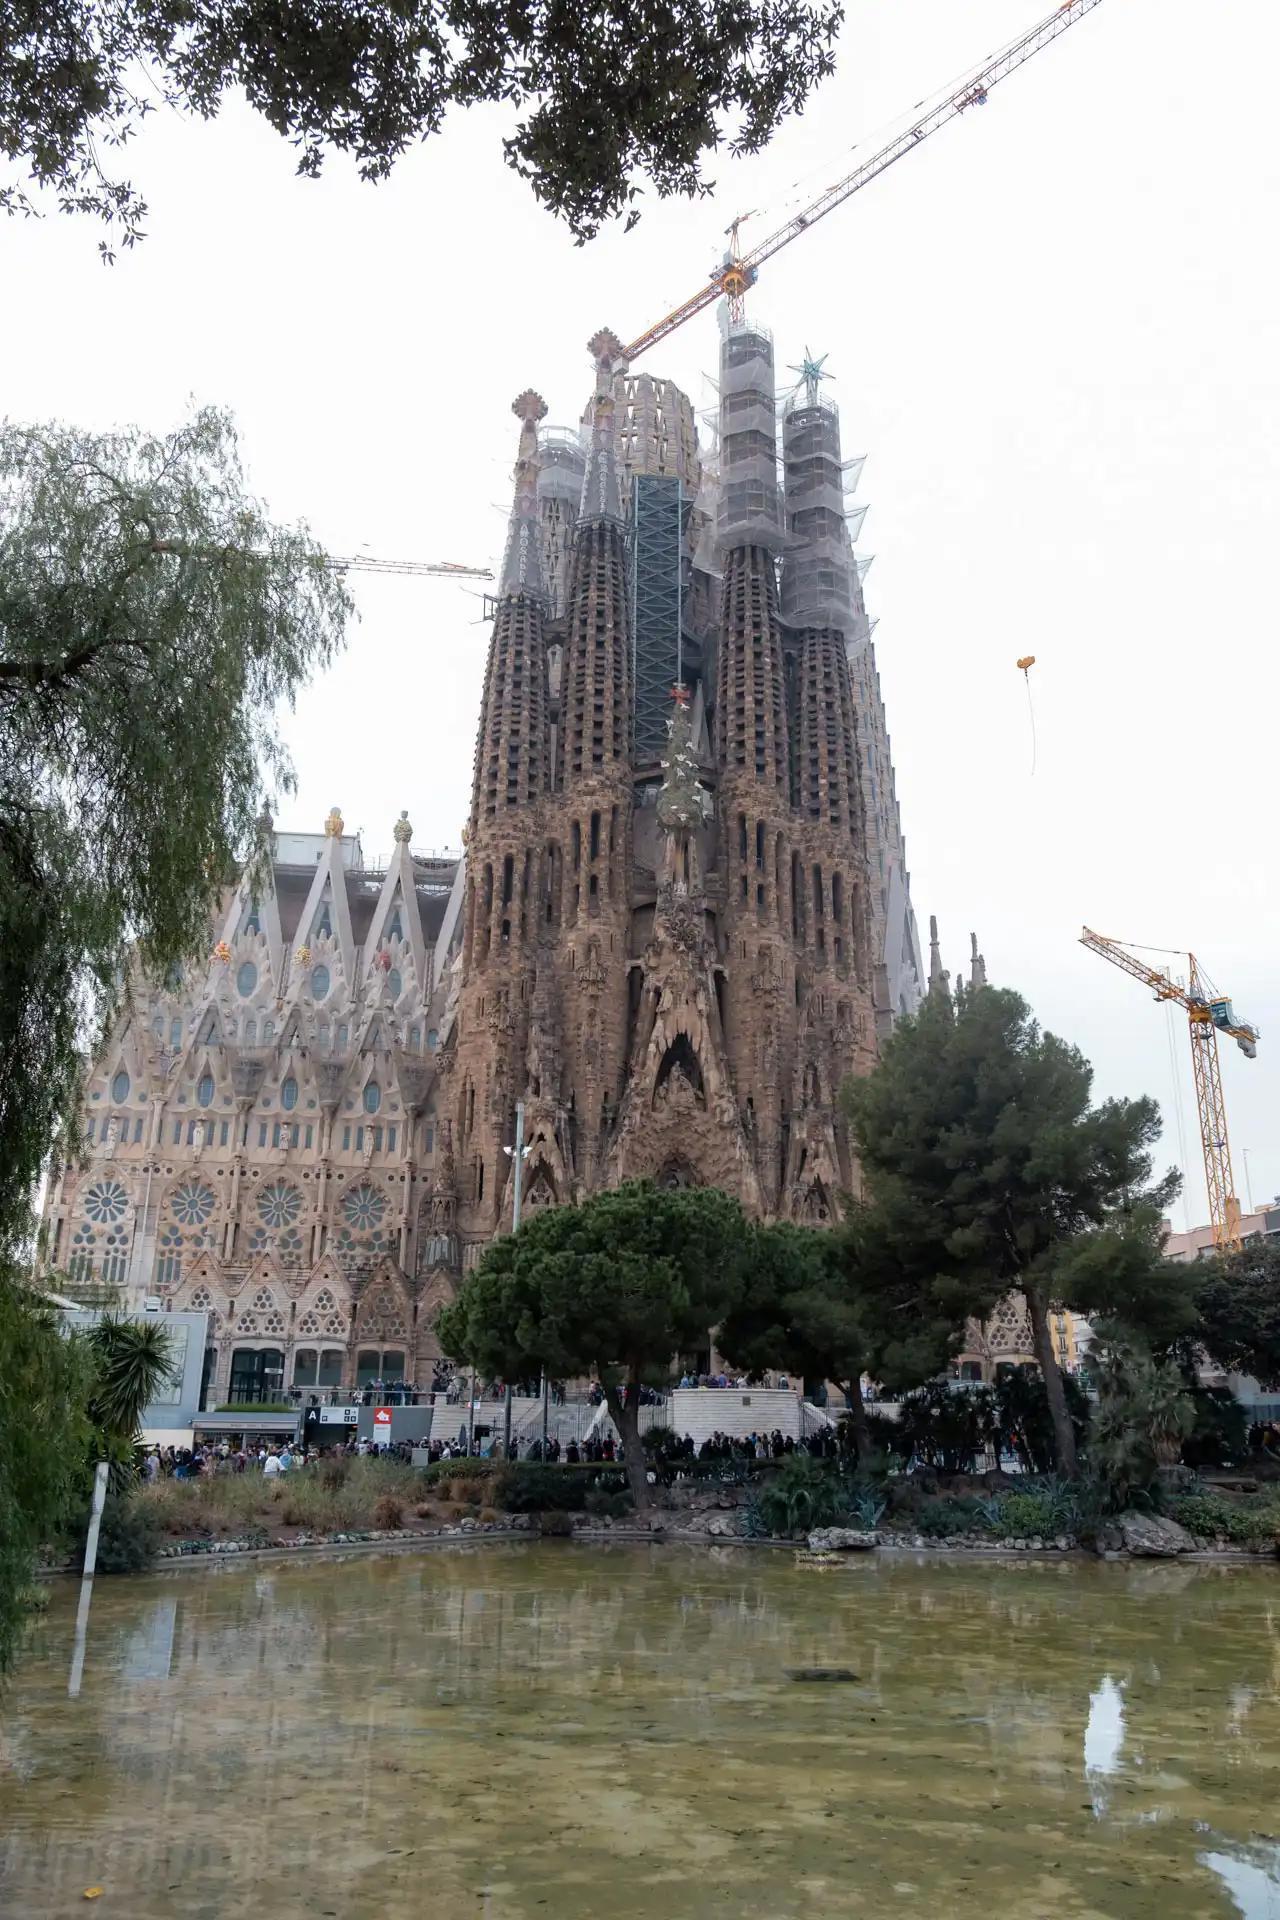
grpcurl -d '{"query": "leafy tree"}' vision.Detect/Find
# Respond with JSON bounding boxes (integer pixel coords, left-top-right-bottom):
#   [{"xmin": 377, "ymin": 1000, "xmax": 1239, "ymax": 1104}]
[
  {"xmin": 84, "ymin": 1316, "xmax": 176, "ymax": 1484},
  {"xmin": 0, "ymin": 1273, "xmax": 93, "ymax": 1673},
  {"xmin": 845, "ymin": 986, "xmax": 1185, "ymax": 1477},
  {"xmin": 1088, "ymin": 1337, "xmax": 1195, "ymax": 1510},
  {"xmin": 0, "ymin": 406, "xmax": 350, "ymax": 1260},
  {"xmin": 2, "ymin": 0, "xmax": 843, "ymax": 256},
  {"xmin": 992, "ymin": 1367, "xmax": 1090, "ymax": 1476},
  {"xmin": 717, "ymin": 1216, "xmax": 957, "ymax": 1461},
  {"xmin": 438, "ymin": 1181, "xmax": 751, "ymax": 1510},
  {"xmin": 1193, "ymin": 1240, "xmax": 1280, "ymax": 1390}
]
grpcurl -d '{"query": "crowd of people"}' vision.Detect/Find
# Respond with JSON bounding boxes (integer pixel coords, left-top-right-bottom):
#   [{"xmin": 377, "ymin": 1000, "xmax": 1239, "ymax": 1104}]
[{"xmin": 658, "ymin": 1426, "xmax": 841, "ymax": 1464}]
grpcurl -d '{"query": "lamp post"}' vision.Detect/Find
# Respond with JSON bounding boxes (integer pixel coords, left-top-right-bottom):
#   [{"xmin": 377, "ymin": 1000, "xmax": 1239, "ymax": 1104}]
[{"xmin": 501, "ymin": 1102, "xmax": 532, "ymax": 1458}]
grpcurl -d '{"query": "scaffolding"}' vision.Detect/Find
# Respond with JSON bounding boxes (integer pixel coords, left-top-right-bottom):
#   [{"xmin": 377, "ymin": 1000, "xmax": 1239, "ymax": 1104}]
[{"xmin": 631, "ymin": 473, "xmax": 685, "ymax": 760}]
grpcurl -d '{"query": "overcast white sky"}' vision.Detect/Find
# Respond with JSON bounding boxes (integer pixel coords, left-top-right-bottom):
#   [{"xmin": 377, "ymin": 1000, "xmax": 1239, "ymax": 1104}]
[{"xmin": 4, "ymin": 0, "xmax": 1276, "ymax": 1228}]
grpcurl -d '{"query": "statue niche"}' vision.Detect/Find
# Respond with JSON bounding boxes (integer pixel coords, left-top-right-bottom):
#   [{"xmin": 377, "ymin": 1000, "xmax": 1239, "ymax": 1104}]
[{"xmin": 654, "ymin": 1031, "xmax": 705, "ymax": 1110}]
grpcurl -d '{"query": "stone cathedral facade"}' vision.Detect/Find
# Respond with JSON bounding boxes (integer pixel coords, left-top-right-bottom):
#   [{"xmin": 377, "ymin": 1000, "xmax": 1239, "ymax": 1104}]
[{"xmin": 43, "ymin": 321, "xmax": 976, "ymax": 1405}]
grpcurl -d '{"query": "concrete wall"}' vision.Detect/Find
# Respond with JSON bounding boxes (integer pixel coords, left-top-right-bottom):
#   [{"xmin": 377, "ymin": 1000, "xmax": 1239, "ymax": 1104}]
[{"xmin": 669, "ymin": 1387, "xmax": 801, "ymax": 1446}]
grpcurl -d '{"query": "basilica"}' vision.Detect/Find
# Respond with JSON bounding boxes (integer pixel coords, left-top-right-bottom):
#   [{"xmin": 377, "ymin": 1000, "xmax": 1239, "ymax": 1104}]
[{"xmin": 41, "ymin": 319, "xmax": 1062, "ymax": 1407}]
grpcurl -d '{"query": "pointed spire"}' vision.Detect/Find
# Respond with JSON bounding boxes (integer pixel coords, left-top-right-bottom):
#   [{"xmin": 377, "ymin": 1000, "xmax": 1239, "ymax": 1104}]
[
  {"xmin": 499, "ymin": 390, "xmax": 549, "ymax": 599},
  {"xmin": 928, "ymin": 914, "xmax": 951, "ymax": 1001},
  {"xmin": 580, "ymin": 330, "xmax": 625, "ymax": 524},
  {"xmin": 969, "ymin": 931, "xmax": 987, "ymax": 989}
]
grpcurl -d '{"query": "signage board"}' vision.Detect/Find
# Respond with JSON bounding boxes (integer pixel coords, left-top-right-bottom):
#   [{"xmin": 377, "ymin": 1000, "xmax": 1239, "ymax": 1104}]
[
  {"xmin": 318, "ymin": 1406, "xmax": 359, "ymax": 1426},
  {"xmin": 372, "ymin": 1406, "xmax": 393, "ymax": 1438}
]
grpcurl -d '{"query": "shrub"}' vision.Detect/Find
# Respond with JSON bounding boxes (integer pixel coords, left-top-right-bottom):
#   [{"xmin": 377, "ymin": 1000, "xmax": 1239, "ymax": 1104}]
[
  {"xmin": 913, "ymin": 1496, "xmax": 982, "ymax": 1539},
  {"xmin": 584, "ymin": 1487, "xmax": 632, "ymax": 1520},
  {"xmin": 1169, "ymin": 1493, "xmax": 1280, "ymax": 1547},
  {"xmin": 752, "ymin": 1454, "xmax": 849, "ymax": 1537},
  {"xmin": 896, "ymin": 1382, "xmax": 997, "ymax": 1473},
  {"xmin": 538, "ymin": 1510, "xmax": 574, "ymax": 1537},
  {"xmin": 372, "ymin": 1493, "xmax": 404, "ymax": 1530},
  {"xmin": 1182, "ymin": 1389, "xmax": 1250, "ymax": 1470},
  {"xmin": 993, "ymin": 1371, "xmax": 1091, "ymax": 1474},
  {"xmin": 320, "ymin": 1457, "xmax": 350, "ymax": 1493},
  {"xmin": 495, "ymin": 1463, "xmax": 627, "ymax": 1513},
  {"xmin": 70, "ymin": 1491, "xmax": 159, "ymax": 1574}
]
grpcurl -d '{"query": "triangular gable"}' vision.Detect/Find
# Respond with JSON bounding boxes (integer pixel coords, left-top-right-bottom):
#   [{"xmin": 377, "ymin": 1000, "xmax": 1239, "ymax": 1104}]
[
  {"xmin": 215, "ymin": 860, "xmax": 285, "ymax": 985},
  {"xmin": 294, "ymin": 832, "xmax": 356, "ymax": 984},
  {"xmin": 363, "ymin": 835, "xmax": 427, "ymax": 992}
]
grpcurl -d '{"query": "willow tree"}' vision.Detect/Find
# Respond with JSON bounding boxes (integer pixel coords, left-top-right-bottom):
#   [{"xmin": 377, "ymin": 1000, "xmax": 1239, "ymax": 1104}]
[
  {"xmin": 0, "ymin": 405, "xmax": 350, "ymax": 1257},
  {"xmin": 0, "ymin": 407, "xmax": 348, "ymax": 1662}
]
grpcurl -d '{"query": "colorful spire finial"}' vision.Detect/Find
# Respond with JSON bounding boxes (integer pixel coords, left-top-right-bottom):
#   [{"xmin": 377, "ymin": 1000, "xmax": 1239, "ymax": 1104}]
[
  {"xmin": 324, "ymin": 806, "xmax": 344, "ymax": 838},
  {"xmin": 393, "ymin": 809, "xmax": 413, "ymax": 844}
]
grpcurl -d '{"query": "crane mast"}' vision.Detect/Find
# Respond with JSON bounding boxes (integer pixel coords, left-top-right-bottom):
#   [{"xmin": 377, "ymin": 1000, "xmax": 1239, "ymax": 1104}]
[
  {"xmin": 621, "ymin": 0, "xmax": 1106, "ymax": 364},
  {"xmin": 1079, "ymin": 929, "xmax": 1259, "ymax": 1254}
]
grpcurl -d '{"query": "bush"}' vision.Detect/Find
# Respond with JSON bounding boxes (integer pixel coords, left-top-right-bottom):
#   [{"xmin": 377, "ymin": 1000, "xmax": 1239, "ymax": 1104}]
[
  {"xmin": 913, "ymin": 1496, "xmax": 984, "ymax": 1539},
  {"xmin": 495, "ymin": 1463, "xmax": 628, "ymax": 1513},
  {"xmin": 372, "ymin": 1493, "xmax": 404, "ymax": 1530},
  {"xmin": 1169, "ymin": 1493, "xmax": 1280, "ymax": 1547},
  {"xmin": 751, "ymin": 1454, "xmax": 849, "ymax": 1537},
  {"xmin": 896, "ymin": 1382, "xmax": 997, "ymax": 1473},
  {"xmin": 538, "ymin": 1510, "xmax": 574, "ymax": 1537},
  {"xmin": 993, "ymin": 1371, "xmax": 1091, "ymax": 1474},
  {"xmin": 70, "ymin": 1491, "xmax": 160, "ymax": 1574},
  {"xmin": 584, "ymin": 1487, "xmax": 632, "ymax": 1520},
  {"xmin": 1182, "ymin": 1389, "xmax": 1250, "ymax": 1470}
]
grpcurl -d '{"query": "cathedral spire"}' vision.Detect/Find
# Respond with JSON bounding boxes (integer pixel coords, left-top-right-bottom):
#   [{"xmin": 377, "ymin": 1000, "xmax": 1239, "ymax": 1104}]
[
  {"xmin": 580, "ymin": 329, "xmax": 626, "ymax": 525},
  {"xmin": 969, "ymin": 931, "xmax": 987, "ymax": 989},
  {"xmin": 499, "ymin": 390, "xmax": 549, "ymax": 600},
  {"xmin": 928, "ymin": 914, "xmax": 951, "ymax": 1000}
]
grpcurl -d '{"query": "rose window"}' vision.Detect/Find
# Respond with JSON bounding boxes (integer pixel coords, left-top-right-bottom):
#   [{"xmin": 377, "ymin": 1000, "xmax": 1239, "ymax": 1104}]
[
  {"xmin": 171, "ymin": 1179, "xmax": 216, "ymax": 1227},
  {"xmin": 258, "ymin": 1181, "xmax": 302, "ymax": 1230},
  {"xmin": 342, "ymin": 1183, "xmax": 386, "ymax": 1232},
  {"xmin": 84, "ymin": 1180, "xmax": 128, "ymax": 1224}
]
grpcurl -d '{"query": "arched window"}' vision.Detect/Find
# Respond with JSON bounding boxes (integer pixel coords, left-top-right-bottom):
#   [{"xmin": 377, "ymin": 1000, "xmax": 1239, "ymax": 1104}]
[
  {"xmin": 196, "ymin": 1072, "xmax": 215, "ymax": 1109},
  {"xmin": 281, "ymin": 1076, "xmax": 299, "ymax": 1112},
  {"xmin": 110, "ymin": 1068, "xmax": 130, "ymax": 1104},
  {"xmin": 409, "ymin": 1025, "xmax": 421, "ymax": 1050},
  {"xmin": 427, "ymin": 1028, "xmax": 439, "ymax": 1052},
  {"xmin": 387, "ymin": 969, "xmax": 403, "ymax": 1001},
  {"xmin": 236, "ymin": 960, "xmax": 258, "ymax": 998},
  {"xmin": 310, "ymin": 963, "xmax": 331, "ymax": 1001},
  {"xmin": 363, "ymin": 1082, "xmax": 381, "ymax": 1114}
]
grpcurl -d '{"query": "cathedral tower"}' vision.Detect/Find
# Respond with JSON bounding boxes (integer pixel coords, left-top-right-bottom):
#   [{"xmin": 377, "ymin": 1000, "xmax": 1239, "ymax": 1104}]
[
  {"xmin": 546, "ymin": 332, "xmax": 635, "ymax": 1185},
  {"xmin": 714, "ymin": 325, "xmax": 796, "ymax": 1209},
  {"xmin": 454, "ymin": 392, "xmax": 554, "ymax": 1236}
]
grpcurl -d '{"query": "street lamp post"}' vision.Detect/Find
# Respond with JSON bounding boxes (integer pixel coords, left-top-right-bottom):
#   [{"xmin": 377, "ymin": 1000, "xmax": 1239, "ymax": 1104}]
[{"xmin": 502, "ymin": 1102, "xmax": 531, "ymax": 1460}]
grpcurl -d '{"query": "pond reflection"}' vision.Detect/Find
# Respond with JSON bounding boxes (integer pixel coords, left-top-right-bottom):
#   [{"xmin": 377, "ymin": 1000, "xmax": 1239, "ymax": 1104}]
[{"xmin": 0, "ymin": 1547, "xmax": 1277, "ymax": 1918}]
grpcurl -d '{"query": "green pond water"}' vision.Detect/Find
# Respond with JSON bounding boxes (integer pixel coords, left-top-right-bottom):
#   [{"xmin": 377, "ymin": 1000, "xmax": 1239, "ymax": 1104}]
[{"xmin": 1, "ymin": 1545, "xmax": 1278, "ymax": 1919}]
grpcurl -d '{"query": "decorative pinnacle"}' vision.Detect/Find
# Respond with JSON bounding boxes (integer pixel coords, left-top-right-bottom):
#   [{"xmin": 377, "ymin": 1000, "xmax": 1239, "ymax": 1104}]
[
  {"xmin": 670, "ymin": 682, "xmax": 691, "ymax": 707},
  {"xmin": 587, "ymin": 329, "xmax": 625, "ymax": 378},
  {"xmin": 324, "ymin": 806, "xmax": 344, "ymax": 838},
  {"xmin": 392, "ymin": 809, "xmax": 413, "ymax": 843},
  {"xmin": 512, "ymin": 389, "xmax": 548, "ymax": 426},
  {"xmin": 787, "ymin": 347, "xmax": 831, "ymax": 409}
]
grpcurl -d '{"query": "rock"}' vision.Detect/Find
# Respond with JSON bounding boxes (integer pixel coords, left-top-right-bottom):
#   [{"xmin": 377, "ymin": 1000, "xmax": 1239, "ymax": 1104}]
[
  {"xmin": 785, "ymin": 1667, "xmax": 859, "ymax": 1683},
  {"xmin": 1055, "ymin": 1536, "xmax": 1070, "ymax": 1552},
  {"xmin": 1118, "ymin": 1511, "xmax": 1196, "ymax": 1557},
  {"xmin": 806, "ymin": 1528, "xmax": 879, "ymax": 1552}
]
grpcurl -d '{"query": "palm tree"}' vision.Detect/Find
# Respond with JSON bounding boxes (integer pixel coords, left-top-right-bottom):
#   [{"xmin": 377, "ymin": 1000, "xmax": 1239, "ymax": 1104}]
[{"xmin": 85, "ymin": 1317, "xmax": 175, "ymax": 1485}]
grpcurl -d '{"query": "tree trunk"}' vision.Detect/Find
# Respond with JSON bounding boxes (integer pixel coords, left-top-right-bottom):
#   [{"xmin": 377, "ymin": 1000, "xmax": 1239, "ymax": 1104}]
[
  {"xmin": 1023, "ymin": 1281, "xmax": 1077, "ymax": 1476},
  {"xmin": 843, "ymin": 1381, "xmax": 875, "ymax": 1463},
  {"xmin": 603, "ymin": 1381, "xmax": 651, "ymax": 1514}
]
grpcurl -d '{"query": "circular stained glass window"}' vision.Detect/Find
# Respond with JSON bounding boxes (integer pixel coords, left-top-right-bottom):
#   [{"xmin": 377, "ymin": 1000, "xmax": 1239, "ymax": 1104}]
[
  {"xmin": 236, "ymin": 960, "xmax": 258, "ymax": 998},
  {"xmin": 84, "ymin": 1179, "xmax": 128, "ymax": 1224},
  {"xmin": 342, "ymin": 1183, "xmax": 386, "ymax": 1231},
  {"xmin": 171, "ymin": 1179, "xmax": 215, "ymax": 1227},
  {"xmin": 362, "ymin": 1082, "xmax": 381, "ymax": 1114},
  {"xmin": 387, "ymin": 969, "xmax": 402, "ymax": 1001},
  {"xmin": 197, "ymin": 1072, "xmax": 215, "ymax": 1108},
  {"xmin": 310, "ymin": 964, "xmax": 331, "ymax": 1001},
  {"xmin": 281, "ymin": 1076, "xmax": 298, "ymax": 1112},
  {"xmin": 258, "ymin": 1180, "xmax": 302, "ymax": 1230},
  {"xmin": 110, "ymin": 1069, "xmax": 130, "ymax": 1103}
]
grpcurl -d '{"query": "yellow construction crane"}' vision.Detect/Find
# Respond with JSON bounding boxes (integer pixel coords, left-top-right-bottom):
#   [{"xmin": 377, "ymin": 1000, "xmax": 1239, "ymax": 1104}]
[
  {"xmin": 1079, "ymin": 929, "xmax": 1259, "ymax": 1253},
  {"xmin": 620, "ymin": 0, "xmax": 1107, "ymax": 364}
]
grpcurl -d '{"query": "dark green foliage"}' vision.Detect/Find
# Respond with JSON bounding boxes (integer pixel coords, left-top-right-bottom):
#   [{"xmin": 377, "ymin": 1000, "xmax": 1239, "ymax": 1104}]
[
  {"xmin": 749, "ymin": 1453, "xmax": 849, "ymax": 1537},
  {"xmin": 1087, "ymin": 1338, "xmax": 1196, "ymax": 1511},
  {"xmin": 993, "ymin": 1369, "xmax": 1091, "ymax": 1475},
  {"xmin": 439, "ymin": 1181, "xmax": 751, "ymax": 1509},
  {"xmin": 84, "ymin": 1315, "xmax": 175, "ymax": 1474},
  {"xmin": 1167, "ymin": 1492, "xmax": 1280, "ymax": 1547},
  {"xmin": 1, "ymin": 0, "xmax": 842, "ymax": 254},
  {"xmin": 845, "ymin": 985, "xmax": 1186, "ymax": 1475},
  {"xmin": 0, "ymin": 1277, "xmax": 93, "ymax": 1671},
  {"xmin": 1182, "ymin": 1388, "xmax": 1250, "ymax": 1470},
  {"xmin": 0, "ymin": 410, "xmax": 349, "ymax": 1262},
  {"xmin": 895, "ymin": 1381, "xmax": 996, "ymax": 1474},
  {"xmin": 1194, "ymin": 1241, "xmax": 1280, "ymax": 1390},
  {"xmin": 583, "ymin": 1487, "xmax": 633, "ymax": 1521},
  {"xmin": 68, "ymin": 1489, "xmax": 159, "ymax": 1574}
]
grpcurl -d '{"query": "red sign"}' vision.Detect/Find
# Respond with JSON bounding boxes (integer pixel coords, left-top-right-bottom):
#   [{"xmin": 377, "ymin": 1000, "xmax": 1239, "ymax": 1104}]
[{"xmin": 373, "ymin": 1407, "xmax": 393, "ymax": 1433}]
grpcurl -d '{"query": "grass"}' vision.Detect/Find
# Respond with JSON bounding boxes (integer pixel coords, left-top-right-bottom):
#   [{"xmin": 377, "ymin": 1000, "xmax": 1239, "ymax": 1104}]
[{"xmin": 140, "ymin": 1459, "xmax": 436, "ymax": 1540}]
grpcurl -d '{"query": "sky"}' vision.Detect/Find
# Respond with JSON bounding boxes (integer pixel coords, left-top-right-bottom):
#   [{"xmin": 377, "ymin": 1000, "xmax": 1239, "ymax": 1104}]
[{"xmin": 4, "ymin": 0, "xmax": 1277, "ymax": 1229}]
